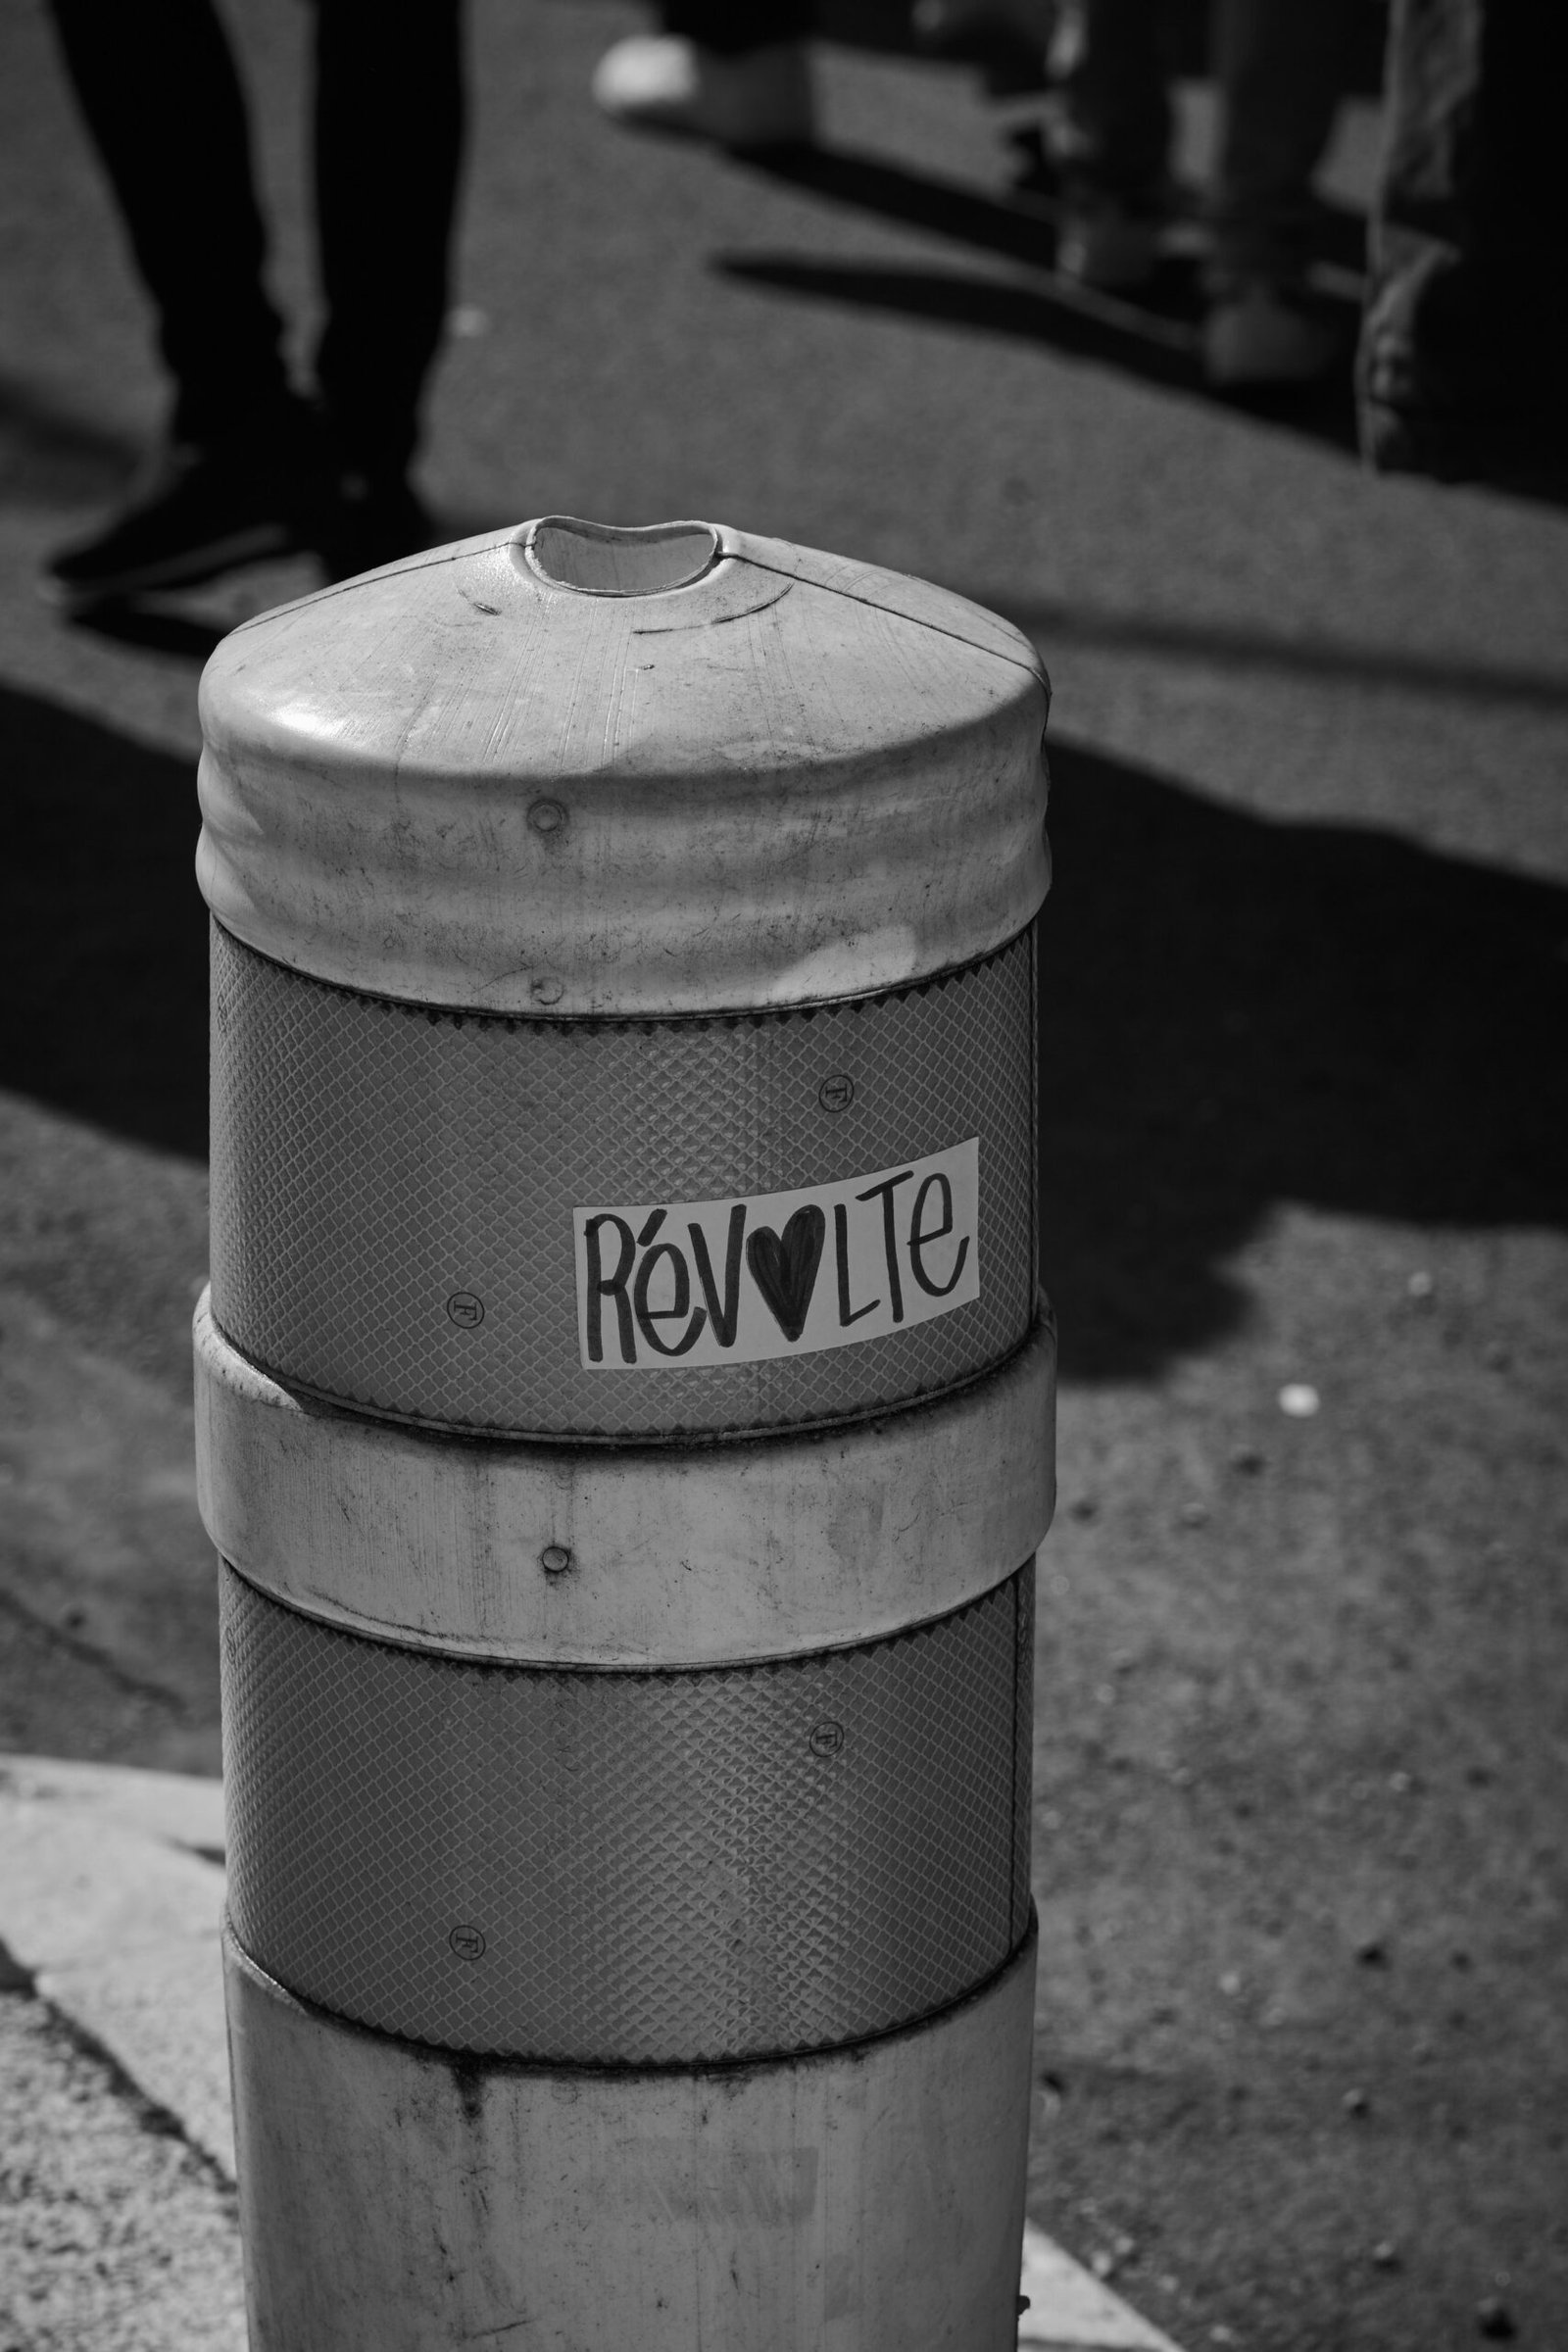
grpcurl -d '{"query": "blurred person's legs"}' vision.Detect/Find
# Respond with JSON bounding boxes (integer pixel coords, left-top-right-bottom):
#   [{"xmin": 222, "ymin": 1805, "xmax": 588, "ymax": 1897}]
[
  {"xmin": 1202, "ymin": 0, "xmax": 1359, "ymax": 384},
  {"xmin": 42, "ymin": 0, "xmax": 463, "ymax": 607},
  {"xmin": 313, "ymin": 0, "xmax": 465, "ymax": 573},
  {"xmin": 1046, "ymin": 0, "xmax": 1169, "ymax": 287},
  {"xmin": 592, "ymin": 3, "xmax": 815, "ymax": 147},
  {"xmin": 1359, "ymin": 0, "xmax": 1568, "ymax": 480},
  {"xmin": 1049, "ymin": 0, "xmax": 1353, "ymax": 383},
  {"xmin": 42, "ymin": 0, "xmax": 328, "ymax": 605}
]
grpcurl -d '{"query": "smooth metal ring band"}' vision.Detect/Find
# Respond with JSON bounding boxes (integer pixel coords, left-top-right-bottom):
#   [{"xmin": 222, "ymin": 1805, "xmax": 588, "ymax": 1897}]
[
  {"xmin": 221, "ymin": 1559, "xmax": 1034, "ymax": 2065},
  {"xmin": 196, "ymin": 1293, "xmax": 1054, "ymax": 1666}
]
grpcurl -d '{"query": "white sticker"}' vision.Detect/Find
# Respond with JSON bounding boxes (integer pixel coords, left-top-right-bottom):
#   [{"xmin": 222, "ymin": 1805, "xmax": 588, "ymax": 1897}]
[{"xmin": 574, "ymin": 1139, "xmax": 980, "ymax": 1370}]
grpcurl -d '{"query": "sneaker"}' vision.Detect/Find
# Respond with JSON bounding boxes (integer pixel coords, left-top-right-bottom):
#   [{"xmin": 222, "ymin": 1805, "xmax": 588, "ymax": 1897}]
[
  {"xmin": 1054, "ymin": 198, "xmax": 1161, "ymax": 291},
  {"xmin": 590, "ymin": 35, "xmax": 814, "ymax": 149},
  {"xmin": 1203, "ymin": 280, "xmax": 1342, "ymax": 389},
  {"xmin": 911, "ymin": 0, "xmax": 1053, "ymax": 96},
  {"xmin": 318, "ymin": 474, "xmax": 440, "ymax": 584},
  {"xmin": 1357, "ymin": 333, "xmax": 1564, "ymax": 484},
  {"xmin": 42, "ymin": 405, "xmax": 331, "ymax": 611},
  {"xmin": 1359, "ymin": 394, "xmax": 1568, "ymax": 491}
]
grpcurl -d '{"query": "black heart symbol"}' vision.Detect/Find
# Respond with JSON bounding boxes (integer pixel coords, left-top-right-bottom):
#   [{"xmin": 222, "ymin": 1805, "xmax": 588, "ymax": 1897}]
[{"xmin": 745, "ymin": 1205, "xmax": 826, "ymax": 1344}]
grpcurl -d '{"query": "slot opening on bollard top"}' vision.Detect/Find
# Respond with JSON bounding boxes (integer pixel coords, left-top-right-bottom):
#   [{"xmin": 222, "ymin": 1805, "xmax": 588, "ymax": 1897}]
[{"xmin": 520, "ymin": 514, "xmax": 721, "ymax": 596}]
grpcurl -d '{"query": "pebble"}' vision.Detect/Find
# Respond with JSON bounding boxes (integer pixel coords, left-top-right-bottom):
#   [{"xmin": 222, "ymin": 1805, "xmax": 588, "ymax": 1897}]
[
  {"xmin": 1278, "ymin": 1383, "xmax": 1320, "ymax": 1417},
  {"xmin": 1343, "ymin": 2087, "xmax": 1370, "ymax": 2118},
  {"xmin": 1180, "ymin": 1499, "xmax": 1209, "ymax": 1528},
  {"xmin": 1371, "ymin": 2241, "xmax": 1400, "ymax": 2270},
  {"xmin": 1069, "ymin": 1495, "xmax": 1099, "ymax": 1522},
  {"xmin": 1407, "ymin": 1270, "xmax": 1435, "ymax": 1298},
  {"xmin": 1229, "ymin": 1442, "xmax": 1265, "ymax": 1473},
  {"xmin": 1354, "ymin": 1936, "xmax": 1389, "ymax": 1967},
  {"xmin": 1475, "ymin": 2295, "xmax": 1516, "ymax": 2339},
  {"xmin": 1218, "ymin": 1970, "xmax": 1243, "ymax": 1998}
]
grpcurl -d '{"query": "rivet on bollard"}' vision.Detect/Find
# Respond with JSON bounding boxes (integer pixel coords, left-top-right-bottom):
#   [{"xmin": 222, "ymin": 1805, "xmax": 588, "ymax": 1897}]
[
  {"xmin": 528, "ymin": 798, "xmax": 566, "ymax": 836},
  {"xmin": 446, "ymin": 1291, "xmax": 485, "ymax": 1329},
  {"xmin": 529, "ymin": 975, "xmax": 565, "ymax": 1006},
  {"xmin": 817, "ymin": 1072, "xmax": 856, "ymax": 1113},
  {"xmin": 809, "ymin": 1719, "xmax": 846, "ymax": 1756},
  {"xmin": 539, "ymin": 1544, "xmax": 573, "ymax": 1578},
  {"xmin": 449, "ymin": 1925, "xmax": 487, "ymax": 1960}
]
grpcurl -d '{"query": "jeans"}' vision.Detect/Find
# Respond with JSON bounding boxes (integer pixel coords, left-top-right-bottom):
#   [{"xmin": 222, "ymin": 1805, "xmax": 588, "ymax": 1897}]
[
  {"xmin": 660, "ymin": 4, "xmax": 814, "ymax": 48},
  {"xmin": 1049, "ymin": 0, "xmax": 1362, "ymax": 285},
  {"xmin": 47, "ymin": 0, "xmax": 465, "ymax": 478},
  {"xmin": 1360, "ymin": 0, "xmax": 1568, "ymax": 433}
]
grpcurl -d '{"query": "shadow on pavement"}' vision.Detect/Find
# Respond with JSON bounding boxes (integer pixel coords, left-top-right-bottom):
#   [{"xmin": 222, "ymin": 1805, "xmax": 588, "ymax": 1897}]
[
  {"xmin": 1039, "ymin": 737, "xmax": 1568, "ymax": 1376},
  {"xmin": 3, "ymin": 683, "xmax": 207, "ymax": 1162},
  {"xmin": 725, "ymin": 146, "xmax": 1361, "ymax": 456},
  {"xmin": 66, "ymin": 602, "xmax": 229, "ymax": 661},
  {"xmin": 5, "ymin": 678, "xmax": 1563, "ymax": 1379},
  {"xmin": 991, "ymin": 594, "xmax": 1568, "ymax": 714},
  {"xmin": 0, "ymin": 371, "xmax": 140, "ymax": 510}
]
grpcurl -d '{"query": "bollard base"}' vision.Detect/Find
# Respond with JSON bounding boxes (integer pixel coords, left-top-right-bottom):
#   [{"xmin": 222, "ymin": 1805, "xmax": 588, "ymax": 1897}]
[{"xmin": 224, "ymin": 1917, "xmax": 1036, "ymax": 2352}]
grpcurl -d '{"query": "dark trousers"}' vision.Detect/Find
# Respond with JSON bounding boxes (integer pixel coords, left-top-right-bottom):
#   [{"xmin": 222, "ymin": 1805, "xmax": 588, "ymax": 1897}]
[
  {"xmin": 47, "ymin": 0, "xmax": 465, "ymax": 477},
  {"xmin": 661, "ymin": 4, "xmax": 813, "ymax": 50},
  {"xmin": 1048, "ymin": 0, "xmax": 1361, "ymax": 284},
  {"xmin": 1361, "ymin": 0, "xmax": 1568, "ymax": 429}
]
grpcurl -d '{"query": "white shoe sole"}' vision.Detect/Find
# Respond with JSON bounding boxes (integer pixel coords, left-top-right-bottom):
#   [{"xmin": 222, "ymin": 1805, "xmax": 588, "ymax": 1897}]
[{"xmin": 591, "ymin": 36, "xmax": 814, "ymax": 148}]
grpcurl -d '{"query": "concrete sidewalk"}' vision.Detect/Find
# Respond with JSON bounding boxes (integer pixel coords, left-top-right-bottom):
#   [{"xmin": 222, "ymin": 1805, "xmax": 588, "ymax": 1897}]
[{"xmin": 0, "ymin": 1749, "xmax": 1182, "ymax": 2351}]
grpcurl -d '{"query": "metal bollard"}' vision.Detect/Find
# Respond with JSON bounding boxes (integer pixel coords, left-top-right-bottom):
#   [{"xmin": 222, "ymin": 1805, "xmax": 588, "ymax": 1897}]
[{"xmin": 194, "ymin": 516, "xmax": 1055, "ymax": 2350}]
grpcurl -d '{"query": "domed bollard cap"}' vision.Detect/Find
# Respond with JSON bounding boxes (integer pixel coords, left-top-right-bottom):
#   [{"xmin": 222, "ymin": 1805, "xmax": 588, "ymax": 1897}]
[{"xmin": 198, "ymin": 515, "xmax": 1050, "ymax": 1017}]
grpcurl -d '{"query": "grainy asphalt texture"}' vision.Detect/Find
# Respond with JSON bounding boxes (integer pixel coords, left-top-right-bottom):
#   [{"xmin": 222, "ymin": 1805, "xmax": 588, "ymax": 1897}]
[
  {"xmin": 0, "ymin": 1964, "xmax": 244, "ymax": 2352},
  {"xmin": 1, "ymin": 2, "xmax": 1565, "ymax": 2347}
]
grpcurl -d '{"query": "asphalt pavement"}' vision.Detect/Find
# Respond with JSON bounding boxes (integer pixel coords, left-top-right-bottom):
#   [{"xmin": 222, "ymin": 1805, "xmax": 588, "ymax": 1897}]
[{"xmin": 1, "ymin": 3, "xmax": 1565, "ymax": 2347}]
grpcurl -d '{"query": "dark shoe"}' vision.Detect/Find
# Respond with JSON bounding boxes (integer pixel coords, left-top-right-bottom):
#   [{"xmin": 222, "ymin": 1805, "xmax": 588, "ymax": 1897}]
[
  {"xmin": 1204, "ymin": 280, "xmax": 1343, "ymax": 389},
  {"xmin": 1357, "ymin": 324, "xmax": 1568, "ymax": 489},
  {"xmin": 1362, "ymin": 401, "xmax": 1568, "ymax": 493},
  {"xmin": 911, "ymin": 0, "xmax": 1052, "ymax": 97},
  {"xmin": 318, "ymin": 475, "xmax": 440, "ymax": 583},
  {"xmin": 1054, "ymin": 194, "xmax": 1163, "ymax": 291},
  {"xmin": 42, "ymin": 406, "xmax": 331, "ymax": 611}
]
